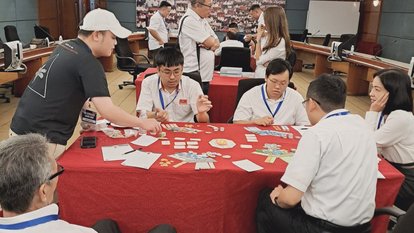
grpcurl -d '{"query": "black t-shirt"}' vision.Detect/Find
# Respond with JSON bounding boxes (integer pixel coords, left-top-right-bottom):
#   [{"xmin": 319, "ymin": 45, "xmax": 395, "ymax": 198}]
[{"xmin": 11, "ymin": 39, "xmax": 110, "ymax": 145}]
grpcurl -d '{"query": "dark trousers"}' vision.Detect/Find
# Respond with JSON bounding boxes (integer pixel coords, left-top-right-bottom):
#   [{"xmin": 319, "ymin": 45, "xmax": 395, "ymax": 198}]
[
  {"xmin": 202, "ymin": 81, "xmax": 210, "ymax": 95},
  {"xmin": 390, "ymin": 162, "xmax": 414, "ymax": 211},
  {"xmin": 256, "ymin": 188, "xmax": 371, "ymax": 233},
  {"xmin": 91, "ymin": 219, "xmax": 176, "ymax": 233}
]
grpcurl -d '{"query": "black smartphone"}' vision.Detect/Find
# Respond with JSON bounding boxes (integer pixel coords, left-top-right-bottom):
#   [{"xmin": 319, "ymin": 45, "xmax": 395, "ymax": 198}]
[{"xmin": 80, "ymin": 136, "xmax": 97, "ymax": 148}]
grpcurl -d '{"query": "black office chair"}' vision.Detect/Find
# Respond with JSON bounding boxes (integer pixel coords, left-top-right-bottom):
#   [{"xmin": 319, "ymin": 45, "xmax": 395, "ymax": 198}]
[
  {"xmin": 286, "ymin": 49, "xmax": 297, "ymax": 90},
  {"xmin": 300, "ymin": 29, "xmax": 309, "ymax": 43},
  {"xmin": 183, "ymin": 72, "xmax": 203, "ymax": 89},
  {"xmin": 228, "ymin": 78, "xmax": 265, "ymax": 123},
  {"xmin": 115, "ymin": 37, "xmax": 152, "ymax": 89},
  {"xmin": 34, "ymin": 25, "xmax": 53, "ymax": 40},
  {"xmin": 339, "ymin": 34, "xmax": 356, "ymax": 50},
  {"xmin": 215, "ymin": 47, "xmax": 253, "ymax": 72},
  {"xmin": 0, "ymin": 37, "xmax": 12, "ymax": 103},
  {"xmin": 374, "ymin": 204, "xmax": 413, "ymax": 233},
  {"xmin": 322, "ymin": 33, "xmax": 331, "ymax": 46},
  {"xmin": 4, "ymin": 25, "xmax": 20, "ymax": 42}
]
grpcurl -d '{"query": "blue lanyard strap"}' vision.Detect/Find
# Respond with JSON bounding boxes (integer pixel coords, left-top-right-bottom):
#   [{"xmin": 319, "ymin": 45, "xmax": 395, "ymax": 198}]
[
  {"xmin": 377, "ymin": 113, "xmax": 384, "ymax": 129},
  {"xmin": 261, "ymin": 84, "xmax": 285, "ymax": 118},
  {"xmin": 326, "ymin": 111, "xmax": 350, "ymax": 119},
  {"xmin": 158, "ymin": 78, "xmax": 180, "ymax": 110},
  {"xmin": 0, "ymin": 214, "xmax": 58, "ymax": 230}
]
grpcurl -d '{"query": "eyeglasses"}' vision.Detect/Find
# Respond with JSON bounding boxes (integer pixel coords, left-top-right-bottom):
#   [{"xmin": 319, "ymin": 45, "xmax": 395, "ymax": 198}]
[
  {"xmin": 48, "ymin": 164, "xmax": 65, "ymax": 181},
  {"xmin": 302, "ymin": 98, "xmax": 321, "ymax": 107},
  {"xmin": 159, "ymin": 68, "xmax": 182, "ymax": 77},
  {"xmin": 267, "ymin": 78, "xmax": 288, "ymax": 86},
  {"xmin": 198, "ymin": 1, "xmax": 213, "ymax": 8}
]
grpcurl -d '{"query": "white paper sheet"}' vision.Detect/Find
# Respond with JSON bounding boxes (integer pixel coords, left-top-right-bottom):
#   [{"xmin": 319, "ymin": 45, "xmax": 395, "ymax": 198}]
[
  {"xmin": 121, "ymin": 151, "xmax": 162, "ymax": 170},
  {"xmin": 101, "ymin": 144, "xmax": 134, "ymax": 161},
  {"xmin": 232, "ymin": 159, "xmax": 263, "ymax": 172},
  {"xmin": 377, "ymin": 170, "xmax": 385, "ymax": 179},
  {"xmin": 131, "ymin": 134, "xmax": 158, "ymax": 146}
]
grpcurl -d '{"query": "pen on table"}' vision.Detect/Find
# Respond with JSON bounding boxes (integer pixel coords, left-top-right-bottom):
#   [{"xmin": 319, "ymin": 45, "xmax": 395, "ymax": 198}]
[{"xmin": 123, "ymin": 149, "xmax": 136, "ymax": 155}]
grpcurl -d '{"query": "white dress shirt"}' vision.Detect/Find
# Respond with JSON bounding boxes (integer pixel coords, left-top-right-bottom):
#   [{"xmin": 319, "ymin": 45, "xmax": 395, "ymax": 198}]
[
  {"xmin": 179, "ymin": 8, "xmax": 217, "ymax": 82},
  {"xmin": 0, "ymin": 204, "xmax": 96, "ymax": 233},
  {"xmin": 214, "ymin": 39, "xmax": 244, "ymax": 56},
  {"xmin": 147, "ymin": 11, "xmax": 169, "ymax": 50},
  {"xmin": 282, "ymin": 109, "xmax": 378, "ymax": 226},
  {"xmin": 233, "ymin": 85, "xmax": 309, "ymax": 125},
  {"xmin": 254, "ymin": 38, "xmax": 286, "ymax": 79},
  {"xmin": 136, "ymin": 74, "xmax": 203, "ymax": 122},
  {"xmin": 365, "ymin": 110, "xmax": 414, "ymax": 164}
]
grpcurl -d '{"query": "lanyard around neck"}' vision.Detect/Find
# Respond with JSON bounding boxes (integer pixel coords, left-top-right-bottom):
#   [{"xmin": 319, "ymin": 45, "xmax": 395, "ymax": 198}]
[
  {"xmin": 158, "ymin": 78, "xmax": 180, "ymax": 110},
  {"xmin": 377, "ymin": 113, "xmax": 384, "ymax": 129},
  {"xmin": 261, "ymin": 84, "xmax": 285, "ymax": 118},
  {"xmin": 326, "ymin": 111, "xmax": 350, "ymax": 119},
  {"xmin": 0, "ymin": 214, "xmax": 58, "ymax": 230}
]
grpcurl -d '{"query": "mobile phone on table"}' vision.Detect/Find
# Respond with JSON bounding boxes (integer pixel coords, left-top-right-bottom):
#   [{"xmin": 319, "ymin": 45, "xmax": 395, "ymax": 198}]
[{"xmin": 80, "ymin": 136, "xmax": 97, "ymax": 148}]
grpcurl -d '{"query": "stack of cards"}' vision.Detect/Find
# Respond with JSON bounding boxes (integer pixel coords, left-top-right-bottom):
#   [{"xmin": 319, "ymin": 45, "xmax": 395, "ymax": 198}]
[{"xmin": 245, "ymin": 134, "xmax": 258, "ymax": 142}]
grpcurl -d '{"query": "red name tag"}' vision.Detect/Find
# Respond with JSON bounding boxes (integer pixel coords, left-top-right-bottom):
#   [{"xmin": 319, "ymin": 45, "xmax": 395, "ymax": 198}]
[{"xmin": 179, "ymin": 99, "xmax": 188, "ymax": 105}]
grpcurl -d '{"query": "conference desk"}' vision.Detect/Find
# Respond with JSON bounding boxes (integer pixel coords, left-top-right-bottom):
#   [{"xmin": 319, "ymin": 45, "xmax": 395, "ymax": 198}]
[
  {"xmin": 0, "ymin": 46, "xmax": 54, "ymax": 97},
  {"xmin": 57, "ymin": 123, "xmax": 403, "ymax": 233},
  {"xmin": 292, "ymin": 41, "xmax": 409, "ymax": 96},
  {"xmin": 135, "ymin": 68, "xmax": 246, "ymax": 123}
]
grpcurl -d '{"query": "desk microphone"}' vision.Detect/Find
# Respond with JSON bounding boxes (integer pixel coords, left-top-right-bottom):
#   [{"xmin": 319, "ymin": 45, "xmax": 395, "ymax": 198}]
[
  {"xmin": 372, "ymin": 39, "xmax": 397, "ymax": 61},
  {"xmin": 35, "ymin": 24, "xmax": 55, "ymax": 43}
]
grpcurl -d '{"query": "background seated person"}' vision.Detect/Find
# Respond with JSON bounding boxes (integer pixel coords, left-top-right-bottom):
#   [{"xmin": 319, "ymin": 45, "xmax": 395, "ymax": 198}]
[
  {"xmin": 0, "ymin": 134, "xmax": 176, "ymax": 233},
  {"xmin": 136, "ymin": 47, "xmax": 212, "ymax": 123},
  {"xmin": 256, "ymin": 74, "xmax": 377, "ymax": 233},
  {"xmin": 214, "ymin": 30, "xmax": 244, "ymax": 56},
  {"xmin": 228, "ymin": 22, "xmax": 249, "ymax": 47},
  {"xmin": 233, "ymin": 59, "xmax": 309, "ymax": 126},
  {"xmin": 365, "ymin": 68, "xmax": 414, "ymax": 211}
]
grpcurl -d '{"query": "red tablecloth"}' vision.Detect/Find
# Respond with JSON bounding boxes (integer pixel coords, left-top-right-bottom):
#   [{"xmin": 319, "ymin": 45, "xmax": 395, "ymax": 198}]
[
  {"xmin": 135, "ymin": 68, "xmax": 245, "ymax": 123},
  {"xmin": 57, "ymin": 123, "xmax": 403, "ymax": 233}
]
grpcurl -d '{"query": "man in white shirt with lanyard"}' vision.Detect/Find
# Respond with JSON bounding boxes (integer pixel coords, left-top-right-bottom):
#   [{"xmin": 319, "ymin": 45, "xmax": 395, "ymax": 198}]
[
  {"xmin": 256, "ymin": 74, "xmax": 377, "ymax": 233},
  {"xmin": 0, "ymin": 134, "xmax": 176, "ymax": 233},
  {"xmin": 136, "ymin": 47, "xmax": 212, "ymax": 123},
  {"xmin": 178, "ymin": 0, "xmax": 220, "ymax": 95},
  {"xmin": 233, "ymin": 59, "xmax": 309, "ymax": 126},
  {"xmin": 147, "ymin": 1, "xmax": 171, "ymax": 60}
]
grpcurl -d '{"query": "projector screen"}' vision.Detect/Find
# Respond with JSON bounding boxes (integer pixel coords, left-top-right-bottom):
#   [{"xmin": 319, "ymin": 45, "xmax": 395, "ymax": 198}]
[{"xmin": 306, "ymin": 0, "xmax": 360, "ymax": 37}]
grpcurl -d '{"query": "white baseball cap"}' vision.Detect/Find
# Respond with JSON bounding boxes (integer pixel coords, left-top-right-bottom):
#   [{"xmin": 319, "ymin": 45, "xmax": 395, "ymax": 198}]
[{"xmin": 79, "ymin": 8, "xmax": 131, "ymax": 38}]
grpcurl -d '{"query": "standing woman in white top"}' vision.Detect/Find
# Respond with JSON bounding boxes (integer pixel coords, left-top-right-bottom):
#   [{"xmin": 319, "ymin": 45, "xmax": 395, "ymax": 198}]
[
  {"xmin": 365, "ymin": 68, "xmax": 414, "ymax": 211},
  {"xmin": 254, "ymin": 6, "xmax": 291, "ymax": 79}
]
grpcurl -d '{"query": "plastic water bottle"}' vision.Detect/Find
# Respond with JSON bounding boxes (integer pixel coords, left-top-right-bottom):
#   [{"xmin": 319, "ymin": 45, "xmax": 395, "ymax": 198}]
[
  {"xmin": 59, "ymin": 35, "xmax": 63, "ymax": 44},
  {"xmin": 45, "ymin": 37, "xmax": 50, "ymax": 47},
  {"xmin": 350, "ymin": 45, "xmax": 355, "ymax": 55}
]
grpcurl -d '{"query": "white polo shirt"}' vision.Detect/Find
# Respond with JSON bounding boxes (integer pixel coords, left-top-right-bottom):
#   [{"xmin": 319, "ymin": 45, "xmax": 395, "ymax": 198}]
[
  {"xmin": 136, "ymin": 73, "xmax": 203, "ymax": 122},
  {"xmin": 254, "ymin": 37, "xmax": 286, "ymax": 79},
  {"xmin": 258, "ymin": 12, "xmax": 264, "ymax": 27},
  {"xmin": 147, "ymin": 11, "xmax": 169, "ymax": 50},
  {"xmin": 282, "ymin": 109, "xmax": 378, "ymax": 226},
  {"xmin": 233, "ymin": 85, "xmax": 309, "ymax": 125},
  {"xmin": 214, "ymin": 39, "xmax": 244, "ymax": 56},
  {"xmin": 0, "ymin": 204, "xmax": 96, "ymax": 233},
  {"xmin": 179, "ymin": 8, "xmax": 217, "ymax": 82},
  {"xmin": 365, "ymin": 110, "xmax": 414, "ymax": 164}
]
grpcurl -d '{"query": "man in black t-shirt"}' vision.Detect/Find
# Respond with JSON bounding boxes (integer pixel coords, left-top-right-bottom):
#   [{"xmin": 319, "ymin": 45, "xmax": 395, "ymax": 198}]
[{"xmin": 10, "ymin": 9, "xmax": 161, "ymax": 158}]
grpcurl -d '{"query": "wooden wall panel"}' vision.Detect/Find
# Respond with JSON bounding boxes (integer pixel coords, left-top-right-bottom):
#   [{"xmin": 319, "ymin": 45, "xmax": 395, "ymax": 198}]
[{"xmin": 359, "ymin": 0, "xmax": 382, "ymax": 43}]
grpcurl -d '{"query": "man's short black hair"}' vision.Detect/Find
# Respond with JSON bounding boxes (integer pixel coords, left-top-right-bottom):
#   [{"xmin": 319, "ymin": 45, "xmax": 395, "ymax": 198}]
[
  {"xmin": 159, "ymin": 1, "xmax": 172, "ymax": 8},
  {"xmin": 306, "ymin": 74, "xmax": 347, "ymax": 113},
  {"xmin": 228, "ymin": 22, "xmax": 238, "ymax": 28},
  {"xmin": 226, "ymin": 31, "xmax": 237, "ymax": 40},
  {"xmin": 265, "ymin": 58, "xmax": 292, "ymax": 79},
  {"xmin": 154, "ymin": 47, "xmax": 184, "ymax": 67},
  {"xmin": 249, "ymin": 4, "xmax": 261, "ymax": 11}
]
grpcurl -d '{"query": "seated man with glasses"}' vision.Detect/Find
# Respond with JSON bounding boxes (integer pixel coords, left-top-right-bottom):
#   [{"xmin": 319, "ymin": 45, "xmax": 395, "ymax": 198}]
[
  {"xmin": 256, "ymin": 74, "xmax": 377, "ymax": 233},
  {"xmin": 136, "ymin": 47, "xmax": 212, "ymax": 123},
  {"xmin": 0, "ymin": 134, "xmax": 176, "ymax": 233},
  {"xmin": 233, "ymin": 59, "xmax": 309, "ymax": 126}
]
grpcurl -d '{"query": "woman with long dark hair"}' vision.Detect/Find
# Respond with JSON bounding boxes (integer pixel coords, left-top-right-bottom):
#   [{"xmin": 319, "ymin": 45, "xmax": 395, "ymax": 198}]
[{"xmin": 365, "ymin": 68, "xmax": 414, "ymax": 211}]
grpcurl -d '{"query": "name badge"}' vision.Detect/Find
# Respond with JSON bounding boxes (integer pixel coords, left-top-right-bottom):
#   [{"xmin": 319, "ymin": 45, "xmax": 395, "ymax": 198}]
[
  {"xmin": 81, "ymin": 109, "xmax": 97, "ymax": 124},
  {"xmin": 179, "ymin": 98, "xmax": 188, "ymax": 105}
]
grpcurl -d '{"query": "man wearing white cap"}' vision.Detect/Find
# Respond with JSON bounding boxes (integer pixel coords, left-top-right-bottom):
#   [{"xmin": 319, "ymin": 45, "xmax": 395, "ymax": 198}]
[{"xmin": 10, "ymin": 9, "xmax": 162, "ymax": 158}]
